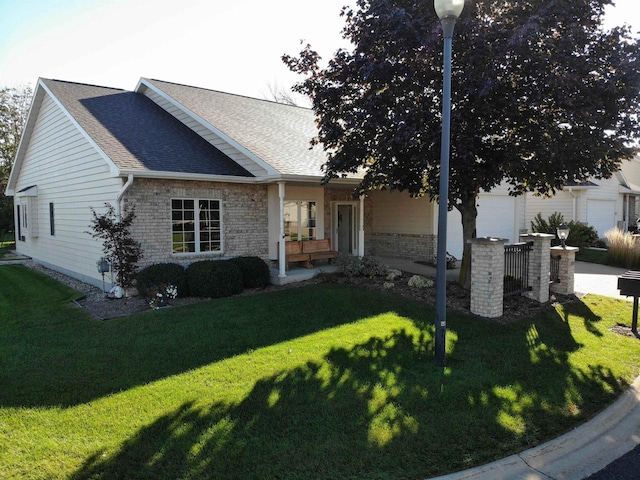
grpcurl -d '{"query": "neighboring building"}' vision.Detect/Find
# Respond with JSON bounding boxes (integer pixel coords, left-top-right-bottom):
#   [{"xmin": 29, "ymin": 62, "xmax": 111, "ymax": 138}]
[{"xmin": 4, "ymin": 77, "xmax": 638, "ymax": 288}]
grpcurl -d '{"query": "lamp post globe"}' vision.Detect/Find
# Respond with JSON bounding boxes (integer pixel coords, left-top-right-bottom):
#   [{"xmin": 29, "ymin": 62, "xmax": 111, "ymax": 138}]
[
  {"xmin": 434, "ymin": 0, "xmax": 465, "ymax": 20},
  {"xmin": 434, "ymin": 0, "xmax": 463, "ymax": 367}
]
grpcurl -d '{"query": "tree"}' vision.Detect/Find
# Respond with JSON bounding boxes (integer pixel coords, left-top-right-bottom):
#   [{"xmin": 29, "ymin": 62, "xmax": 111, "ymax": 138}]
[
  {"xmin": 88, "ymin": 203, "xmax": 143, "ymax": 297},
  {"xmin": 283, "ymin": 0, "xmax": 640, "ymax": 287},
  {"xmin": 0, "ymin": 85, "xmax": 33, "ymax": 241}
]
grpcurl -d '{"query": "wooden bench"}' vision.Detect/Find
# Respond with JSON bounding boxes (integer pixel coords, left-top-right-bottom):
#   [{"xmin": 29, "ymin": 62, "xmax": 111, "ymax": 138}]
[
  {"xmin": 279, "ymin": 241, "xmax": 312, "ymax": 269},
  {"xmin": 278, "ymin": 239, "xmax": 339, "ymax": 269},
  {"xmin": 302, "ymin": 239, "xmax": 339, "ymax": 264}
]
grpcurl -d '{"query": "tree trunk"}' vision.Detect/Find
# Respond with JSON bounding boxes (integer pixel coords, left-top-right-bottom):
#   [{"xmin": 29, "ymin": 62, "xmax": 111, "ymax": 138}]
[{"xmin": 457, "ymin": 196, "xmax": 478, "ymax": 290}]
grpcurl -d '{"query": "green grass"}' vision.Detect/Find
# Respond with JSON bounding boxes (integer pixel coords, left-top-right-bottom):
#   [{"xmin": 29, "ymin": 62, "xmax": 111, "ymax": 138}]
[
  {"xmin": 576, "ymin": 247, "xmax": 609, "ymax": 265},
  {"xmin": 0, "ymin": 265, "xmax": 639, "ymax": 479}
]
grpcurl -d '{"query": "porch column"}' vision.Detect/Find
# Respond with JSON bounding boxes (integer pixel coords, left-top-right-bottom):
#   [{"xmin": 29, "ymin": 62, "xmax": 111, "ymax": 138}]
[
  {"xmin": 519, "ymin": 233, "xmax": 554, "ymax": 303},
  {"xmin": 278, "ymin": 181, "xmax": 286, "ymax": 278},
  {"xmin": 358, "ymin": 195, "xmax": 365, "ymax": 258},
  {"xmin": 550, "ymin": 246, "xmax": 579, "ymax": 295}
]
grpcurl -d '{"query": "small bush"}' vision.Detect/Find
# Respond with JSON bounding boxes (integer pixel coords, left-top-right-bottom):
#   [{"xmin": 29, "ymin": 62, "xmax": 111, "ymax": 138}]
[
  {"xmin": 334, "ymin": 253, "xmax": 362, "ymax": 277},
  {"xmin": 567, "ymin": 221, "xmax": 598, "ymax": 250},
  {"xmin": 187, "ymin": 260, "xmax": 244, "ymax": 298},
  {"xmin": 227, "ymin": 256, "xmax": 270, "ymax": 288},
  {"xmin": 359, "ymin": 255, "xmax": 388, "ymax": 277},
  {"xmin": 137, "ymin": 263, "xmax": 189, "ymax": 298},
  {"xmin": 531, "ymin": 212, "xmax": 565, "ymax": 236},
  {"xmin": 605, "ymin": 228, "xmax": 640, "ymax": 268}
]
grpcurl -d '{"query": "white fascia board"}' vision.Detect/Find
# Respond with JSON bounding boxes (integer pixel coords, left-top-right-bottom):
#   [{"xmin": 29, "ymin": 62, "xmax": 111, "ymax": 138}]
[
  {"xmin": 5, "ymin": 80, "xmax": 46, "ymax": 196},
  {"xmin": 116, "ymin": 169, "xmax": 263, "ymax": 184},
  {"xmin": 136, "ymin": 78, "xmax": 280, "ymax": 177},
  {"xmin": 38, "ymin": 80, "xmax": 120, "ymax": 176}
]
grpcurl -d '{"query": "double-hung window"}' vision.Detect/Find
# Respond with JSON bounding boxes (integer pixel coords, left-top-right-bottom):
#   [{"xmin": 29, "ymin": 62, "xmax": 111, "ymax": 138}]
[{"xmin": 171, "ymin": 199, "xmax": 222, "ymax": 254}]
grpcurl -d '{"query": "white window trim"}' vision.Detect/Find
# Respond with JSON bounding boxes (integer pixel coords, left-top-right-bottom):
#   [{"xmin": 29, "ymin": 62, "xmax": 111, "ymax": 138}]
[{"xmin": 171, "ymin": 197, "xmax": 224, "ymax": 256}]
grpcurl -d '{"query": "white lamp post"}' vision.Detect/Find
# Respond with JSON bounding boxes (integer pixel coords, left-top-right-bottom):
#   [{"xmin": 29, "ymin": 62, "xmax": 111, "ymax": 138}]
[{"xmin": 434, "ymin": 0, "xmax": 464, "ymax": 368}]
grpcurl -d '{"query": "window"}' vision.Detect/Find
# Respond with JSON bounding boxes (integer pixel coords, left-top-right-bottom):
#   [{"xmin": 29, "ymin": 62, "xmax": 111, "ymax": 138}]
[
  {"xmin": 49, "ymin": 203, "xmax": 55, "ymax": 236},
  {"xmin": 171, "ymin": 198, "xmax": 222, "ymax": 254},
  {"xmin": 284, "ymin": 201, "xmax": 316, "ymax": 241}
]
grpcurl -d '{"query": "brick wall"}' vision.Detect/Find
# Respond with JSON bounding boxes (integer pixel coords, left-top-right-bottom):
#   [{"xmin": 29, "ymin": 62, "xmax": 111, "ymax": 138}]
[{"xmin": 124, "ymin": 178, "xmax": 268, "ymax": 268}]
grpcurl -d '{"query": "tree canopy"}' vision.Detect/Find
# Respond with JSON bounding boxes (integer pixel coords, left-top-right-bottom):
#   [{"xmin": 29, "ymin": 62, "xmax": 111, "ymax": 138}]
[
  {"xmin": 0, "ymin": 85, "xmax": 32, "ymax": 239},
  {"xmin": 283, "ymin": 0, "xmax": 640, "ymax": 286}
]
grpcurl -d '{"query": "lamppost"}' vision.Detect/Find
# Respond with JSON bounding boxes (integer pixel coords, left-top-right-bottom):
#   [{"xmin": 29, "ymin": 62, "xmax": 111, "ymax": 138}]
[
  {"xmin": 434, "ymin": 0, "xmax": 464, "ymax": 368},
  {"xmin": 557, "ymin": 223, "xmax": 570, "ymax": 248}
]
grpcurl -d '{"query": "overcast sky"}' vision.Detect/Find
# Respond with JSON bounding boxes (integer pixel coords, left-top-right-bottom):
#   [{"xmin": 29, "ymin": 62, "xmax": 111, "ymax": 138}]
[{"xmin": 1, "ymin": 0, "xmax": 638, "ymax": 99}]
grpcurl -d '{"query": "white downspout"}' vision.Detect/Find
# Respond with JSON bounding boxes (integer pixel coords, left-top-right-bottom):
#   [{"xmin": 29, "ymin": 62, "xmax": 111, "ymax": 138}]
[
  {"xmin": 116, "ymin": 174, "xmax": 134, "ymax": 217},
  {"xmin": 278, "ymin": 181, "xmax": 286, "ymax": 278},
  {"xmin": 568, "ymin": 187, "xmax": 577, "ymax": 222}
]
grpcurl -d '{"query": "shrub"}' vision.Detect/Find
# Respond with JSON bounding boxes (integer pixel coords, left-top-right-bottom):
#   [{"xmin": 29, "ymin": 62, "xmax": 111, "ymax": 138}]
[
  {"xmin": 531, "ymin": 212, "xmax": 565, "ymax": 236},
  {"xmin": 187, "ymin": 260, "xmax": 244, "ymax": 298},
  {"xmin": 359, "ymin": 255, "xmax": 388, "ymax": 277},
  {"xmin": 137, "ymin": 263, "xmax": 189, "ymax": 298},
  {"xmin": 567, "ymin": 221, "xmax": 598, "ymax": 250},
  {"xmin": 334, "ymin": 253, "xmax": 362, "ymax": 277},
  {"xmin": 227, "ymin": 256, "xmax": 270, "ymax": 288},
  {"xmin": 605, "ymin": 228, "xmax": 640, "ymax": 268}
]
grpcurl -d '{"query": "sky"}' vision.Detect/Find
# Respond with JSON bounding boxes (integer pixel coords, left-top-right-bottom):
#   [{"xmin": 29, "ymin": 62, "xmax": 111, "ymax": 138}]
[{"xmin": 0, "ymin": 0, "xmax": 638, "ymax": 100}]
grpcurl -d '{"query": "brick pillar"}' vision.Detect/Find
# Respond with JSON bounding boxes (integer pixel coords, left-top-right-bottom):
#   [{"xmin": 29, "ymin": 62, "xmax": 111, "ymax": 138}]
[
  {"xmin": 469, "ymin": 238, "xmax": 509, "ymax": 318},
  {"xmin": 519, "ymin": 233, "xmax": 554, "ymax": 303},
  {"xmin": 550, "ymin": 246, "xmax": 579, "ymax": 295}
]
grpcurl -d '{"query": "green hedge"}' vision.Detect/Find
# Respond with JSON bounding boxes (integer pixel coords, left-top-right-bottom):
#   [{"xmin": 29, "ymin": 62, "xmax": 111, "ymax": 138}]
[
  {"xmin": 226, "ymin": 256, "xmax": 270, "ymax": 288},
  {"xmin": 137, "ymin": 263, "xmax": 189, "ymax": 298},
  {"xmin": 187, "ymin": 260, "xmax": 244, "ymax": 298}
]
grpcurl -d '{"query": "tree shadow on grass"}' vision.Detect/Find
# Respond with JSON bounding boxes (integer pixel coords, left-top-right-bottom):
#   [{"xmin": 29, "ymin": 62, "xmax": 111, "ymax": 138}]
[
  {"xmin": 70, "ymin": 308, "xmax": 628, "ymax": 480},
  {"xmin": 0, "ymin": 280, "xmax": 423, "ymax": 408}
]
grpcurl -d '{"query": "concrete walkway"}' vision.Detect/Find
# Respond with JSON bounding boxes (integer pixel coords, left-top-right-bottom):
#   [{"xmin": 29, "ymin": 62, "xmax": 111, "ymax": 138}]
[{"xmin": 574, "ymin": 261, "xmax": 631, "ymax": 301}]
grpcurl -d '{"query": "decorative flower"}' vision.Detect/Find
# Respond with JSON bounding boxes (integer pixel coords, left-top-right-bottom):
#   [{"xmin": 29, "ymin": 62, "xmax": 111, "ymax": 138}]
[{"xmin": 147, "ymin": 283, "xmax": 178, "ymax": 309}]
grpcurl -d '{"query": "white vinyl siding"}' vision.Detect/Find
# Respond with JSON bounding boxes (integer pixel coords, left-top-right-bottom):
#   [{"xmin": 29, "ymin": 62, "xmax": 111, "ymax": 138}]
[
  {"xmin": 13, "ymin": 92, "xmax": 122, "ymax": 286},
  {"xmin": 142, "ymin": 88, "xmax": 269, "ymax": 177}
]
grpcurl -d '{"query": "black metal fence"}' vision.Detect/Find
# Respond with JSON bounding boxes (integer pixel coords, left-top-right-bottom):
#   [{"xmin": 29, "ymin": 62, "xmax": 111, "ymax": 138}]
[
  {"xmin": 550, "ymin": 254, "xmax": 561, "ymax": 284},
  {"xmin": 504, "ymin": 241, "xmax": 533, "ymax": 297}
]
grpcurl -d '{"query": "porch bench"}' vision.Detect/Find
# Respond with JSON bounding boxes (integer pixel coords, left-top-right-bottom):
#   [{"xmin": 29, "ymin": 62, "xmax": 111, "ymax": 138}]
[
  {"xmin": 302, "ymin": 239, "xmax": 339, "ymax": 264},
  {"xmin": 279, "ymin": 241, "xmax": 312, "ymax": 269}
]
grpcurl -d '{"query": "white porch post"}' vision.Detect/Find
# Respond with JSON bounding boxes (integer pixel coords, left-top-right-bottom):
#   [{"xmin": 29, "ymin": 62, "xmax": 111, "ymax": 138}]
[
  {"xmin": 278, "ymin": 181, "xmax": 287, "ymax": 278},
  {"xmin": 358, "ymin": 195, "xmax": 365, "ymax": 258}
]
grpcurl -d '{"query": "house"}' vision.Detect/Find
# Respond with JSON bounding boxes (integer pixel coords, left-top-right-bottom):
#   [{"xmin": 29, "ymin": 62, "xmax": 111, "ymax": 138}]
[
  {"xmin": 522, "ymin": 158, "xmax": 640, "ymax": 240},
  {"xmin": 5, "ymin": 77, "xmax": 638, "ymax": 288}
]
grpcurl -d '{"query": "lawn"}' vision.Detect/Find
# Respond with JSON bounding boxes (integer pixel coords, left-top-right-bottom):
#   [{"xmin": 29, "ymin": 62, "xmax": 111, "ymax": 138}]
[{"xmin": 0, "ymin": 265, "xmax": 638, "ymax": 480}]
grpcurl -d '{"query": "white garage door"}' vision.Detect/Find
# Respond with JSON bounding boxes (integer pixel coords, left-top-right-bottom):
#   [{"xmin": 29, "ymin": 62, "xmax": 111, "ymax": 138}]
[
  {"xmin": 445, "ymin": 195, "xmax": 517, "ymax": 259},
  {"xmin": 587, "ymin": 199, "xmax": 616, "ymax": 238}
]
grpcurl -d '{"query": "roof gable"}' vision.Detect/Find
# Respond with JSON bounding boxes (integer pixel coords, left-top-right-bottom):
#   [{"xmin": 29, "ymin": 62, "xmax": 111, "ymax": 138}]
[
  {"xmin": 42, "ymin": 79, "xmax": 252, "ymax": 177},
  {"xmin": 141, "ymin": 79, "xmax": 329, "ymax": 177}
]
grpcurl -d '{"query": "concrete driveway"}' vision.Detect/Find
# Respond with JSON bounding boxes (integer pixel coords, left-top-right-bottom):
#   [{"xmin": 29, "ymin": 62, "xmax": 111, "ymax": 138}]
[{"xmin": 574, "ymin": 261, "xmax": 631, "ymax": 301}]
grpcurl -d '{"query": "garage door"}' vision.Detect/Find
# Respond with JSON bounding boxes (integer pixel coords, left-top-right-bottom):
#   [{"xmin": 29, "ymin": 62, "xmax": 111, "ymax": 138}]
[
  {"xmin": 587, "ymin": 199, "xmax": 616, "ymax": 238},
  {"xmin": 446, "ymin": 195, "xmax": 517, "ymax": 259}
]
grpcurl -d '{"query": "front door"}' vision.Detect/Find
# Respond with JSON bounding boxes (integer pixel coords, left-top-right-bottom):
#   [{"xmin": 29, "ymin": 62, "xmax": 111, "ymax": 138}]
[{"xmin": 336, "ymin": 203, "xmax": 356, "ymax": 254}]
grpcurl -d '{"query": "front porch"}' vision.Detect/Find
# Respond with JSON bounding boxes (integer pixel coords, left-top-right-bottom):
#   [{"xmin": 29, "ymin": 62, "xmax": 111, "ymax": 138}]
[{"xmin": 269, "ymin": 261, "xmax": 339, "ymax": 285}]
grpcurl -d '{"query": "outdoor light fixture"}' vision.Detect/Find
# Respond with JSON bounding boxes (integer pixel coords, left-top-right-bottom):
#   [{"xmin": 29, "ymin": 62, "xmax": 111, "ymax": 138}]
[
  {"xmin": 434, "ymin": 0, "xmax": 464, "ymax": 368},
  {"xmin": 557, "ymin": 223, "xmax": 570, "ymax": 248}
]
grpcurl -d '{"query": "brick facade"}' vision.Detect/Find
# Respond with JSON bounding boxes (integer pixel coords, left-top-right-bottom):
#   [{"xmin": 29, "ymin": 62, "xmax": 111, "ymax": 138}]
[
  {"xmin": 124, "ymin": 178, "xmax": 268, "ymax": 268},
  {"xmin": 550, "ymin": 246, "xmax": 579, "ymax": 295}
]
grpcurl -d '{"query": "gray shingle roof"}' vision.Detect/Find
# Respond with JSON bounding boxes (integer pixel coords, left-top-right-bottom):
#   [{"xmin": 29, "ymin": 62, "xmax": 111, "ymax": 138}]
[
  {"xmin": 144, "ymin": 79, "xmax": 328, "ymax": 177},
  {"xmin": 42, "ymin": 79, "xmax": 253, "ymax": 177}
]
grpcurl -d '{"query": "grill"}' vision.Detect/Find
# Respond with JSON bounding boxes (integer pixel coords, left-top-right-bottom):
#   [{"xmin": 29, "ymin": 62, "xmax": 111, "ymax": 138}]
[{"xmin": 618, "ymin": 271, "xmax": 640, "ymax": 335}]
